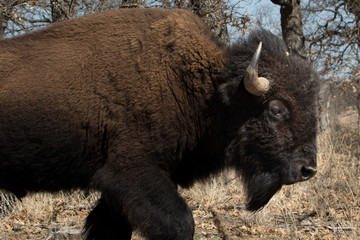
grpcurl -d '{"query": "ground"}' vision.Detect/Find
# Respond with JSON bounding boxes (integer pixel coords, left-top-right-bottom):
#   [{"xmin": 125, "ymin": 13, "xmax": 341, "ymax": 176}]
[{"xmin": 0, "ymin": 131, "xmax": 359, "ymax": 240}]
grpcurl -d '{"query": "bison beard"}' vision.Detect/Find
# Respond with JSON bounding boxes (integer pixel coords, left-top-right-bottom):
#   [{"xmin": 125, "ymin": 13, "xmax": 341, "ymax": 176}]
[
  {"xmin": 226, "ymin": 139, "xmax": 283, "ymax": 211},
  {"xmin": 243, "ymin": 165, "xmax": 282, "ymax": 211},
  {"xmin": 0, "ymin": 8, "xmax": 319, "ymax": 240}
]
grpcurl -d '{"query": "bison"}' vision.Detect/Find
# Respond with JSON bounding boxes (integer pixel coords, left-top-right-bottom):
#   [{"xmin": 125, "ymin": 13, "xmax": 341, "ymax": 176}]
[{"xmin": 0, "ymin": 8, "xmax": 319, "ymax": 240}]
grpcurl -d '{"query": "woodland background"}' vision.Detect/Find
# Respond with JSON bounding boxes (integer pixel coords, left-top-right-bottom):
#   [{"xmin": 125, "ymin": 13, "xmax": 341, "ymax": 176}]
[{"xmin": 0, "ymin": 0, "xmax": 359, "ymax": 239}]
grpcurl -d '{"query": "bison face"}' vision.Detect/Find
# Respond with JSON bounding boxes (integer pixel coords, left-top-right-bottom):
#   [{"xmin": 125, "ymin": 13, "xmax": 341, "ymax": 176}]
[
  {"xmin": 263, "ymin": 99, "xmax": 317, "ymax": 185},
  {"xmin": 226, "ymin": 97, "xmax": 317, "ymax": 211},
  {"xmin": 221, "ymin": 40, "xmax": 318, "ymax": 211}
]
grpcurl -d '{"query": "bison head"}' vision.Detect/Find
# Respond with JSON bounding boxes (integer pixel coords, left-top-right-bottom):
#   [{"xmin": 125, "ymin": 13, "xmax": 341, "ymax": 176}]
[{"xmin": 220, "ymin": 29, "xmax": 319, "ymax": 211}]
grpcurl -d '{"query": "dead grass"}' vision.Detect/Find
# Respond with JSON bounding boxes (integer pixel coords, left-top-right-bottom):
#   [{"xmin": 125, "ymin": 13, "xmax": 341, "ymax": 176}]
[
  {"xmin": 0, "ymin": 130, "xmax": 359, "ymax": 240},
  {"xmin": 0, "ymin": 191, "xmax": 99, "ymax": 240},
  {"xmin": 180, "ymin": 130, "xmax": 360, "ymax": 239}
]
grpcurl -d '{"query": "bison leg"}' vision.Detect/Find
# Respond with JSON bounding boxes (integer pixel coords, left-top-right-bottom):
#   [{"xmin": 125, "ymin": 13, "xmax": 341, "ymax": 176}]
[
  {"xmin": 83, "ymin": 197, "xmax": 132, "ymax": 240},
  {"xmin": 93, "ymin": 162, "xmax": 195, "ymax": 240}
]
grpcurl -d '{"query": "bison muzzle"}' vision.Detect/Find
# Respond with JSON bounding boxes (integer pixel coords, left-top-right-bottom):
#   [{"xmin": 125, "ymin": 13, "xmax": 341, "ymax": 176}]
[{"xmin": 0, "ymin": 8, "xmax": 319, "ymax": 240}]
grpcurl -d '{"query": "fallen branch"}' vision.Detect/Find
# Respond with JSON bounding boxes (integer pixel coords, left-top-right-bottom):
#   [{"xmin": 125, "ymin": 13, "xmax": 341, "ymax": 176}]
[{"xmin": 61, "ymin": 203, "xmax": 95, "ymax": 211}]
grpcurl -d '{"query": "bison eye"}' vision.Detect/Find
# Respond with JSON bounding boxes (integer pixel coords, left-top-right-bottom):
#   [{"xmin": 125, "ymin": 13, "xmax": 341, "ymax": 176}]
[
  {"xmin": 267, "ymin": 100, "xmax": 289, "ymax": 122},
  {"xmin": 270, "ymin": 105, "xmax": 282, "ymax": 117}
]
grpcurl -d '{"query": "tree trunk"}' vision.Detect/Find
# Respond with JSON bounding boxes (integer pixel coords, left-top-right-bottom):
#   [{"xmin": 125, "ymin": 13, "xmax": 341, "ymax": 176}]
[
  {"xmin": 190, "ymin": 0, "xmax": 230, "ymax": 46},
  {"xmin": 271, "ymin": 0, "xmax": 307, "ymax": 58},
  {"xmin": 50, "ymin": 0, "xmax": 76, "ymax": 23},
  {"xmin": 121, "ymin": 0, "xmax": 144, "ymax": 8},
  {"xmin": 0, "ymin": 5, "xmax": 8, "ymax": 38}
]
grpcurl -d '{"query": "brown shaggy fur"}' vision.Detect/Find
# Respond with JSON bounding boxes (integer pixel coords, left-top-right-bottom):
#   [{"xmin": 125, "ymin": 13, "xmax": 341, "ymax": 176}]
[{"xmin": 0, "ymin": 8, "xmax": 225, "ymax": 239}]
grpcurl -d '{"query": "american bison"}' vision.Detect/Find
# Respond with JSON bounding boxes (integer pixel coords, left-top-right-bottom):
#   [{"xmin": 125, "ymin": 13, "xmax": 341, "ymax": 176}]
[{"xmin": 0, "ymin": 8, "xmax": 319, "ymax": 240}]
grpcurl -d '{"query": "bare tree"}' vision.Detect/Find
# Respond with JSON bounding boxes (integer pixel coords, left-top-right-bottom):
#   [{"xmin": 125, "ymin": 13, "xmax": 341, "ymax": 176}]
[
  {"xmin": 50, "ymin": 0, "xmax": 76, "ymax": 22},
  {"xmin": 190, "ymin": 0, "xmax": 229, "ymax": 46},
  {"xmin": 270, "ymin": 0, "xmax": 307, "ymax": 58},
  {"xmin": 0, "ymin": 0, "xmax": 52, "ymax": 38},
  {"xmin": 0, "ymin": 0, "xmax": 28, "ymax": 37},
  {"xmin": 0, "ymin": 0, "xmax": 252, "ymax": 44},
  {"xmin": 303, "ymin": 0, "xmax": 359, "ymax": 76},
  {"xmin": 149, "ymin": 0, "xmax": 251, "ymax": 45},
  {"xmin": 344, "ymin": 0, "xmax": 360, "ymax": 42},
  {"xmin": 303, "ymin": 0, "xmax": 360, "ymax": 129},
  {"xmin": 254, "ymin": 3, "xmax": 281, "ymax": 35}
]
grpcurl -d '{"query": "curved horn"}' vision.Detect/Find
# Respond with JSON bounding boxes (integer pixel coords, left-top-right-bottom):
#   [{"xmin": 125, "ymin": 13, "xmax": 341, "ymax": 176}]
[{"xmin": 244, "ymin": 42, "xmax": 270, "ymax": 96}]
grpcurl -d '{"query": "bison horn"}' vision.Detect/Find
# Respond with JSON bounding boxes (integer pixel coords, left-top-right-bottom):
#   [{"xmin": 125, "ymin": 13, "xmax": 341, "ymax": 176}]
[{"xmin": 244, "ymin": 42, "xmax": 270, "ymax": 96}]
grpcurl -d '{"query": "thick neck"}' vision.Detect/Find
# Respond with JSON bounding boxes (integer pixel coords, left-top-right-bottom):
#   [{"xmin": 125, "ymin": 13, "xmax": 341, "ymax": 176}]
[{"xmin": 169, "ymin": 92, "xmax": 250, "ymax": 188}]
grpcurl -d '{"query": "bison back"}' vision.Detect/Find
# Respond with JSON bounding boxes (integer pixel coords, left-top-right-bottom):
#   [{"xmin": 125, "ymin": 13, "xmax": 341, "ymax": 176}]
[{"xmin": 0, "ymin": 8, "xmax": 224, "ymax": 193}]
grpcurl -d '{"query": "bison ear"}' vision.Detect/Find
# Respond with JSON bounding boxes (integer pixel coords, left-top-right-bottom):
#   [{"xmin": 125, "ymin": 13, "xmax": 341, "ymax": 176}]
[{"xmin": 244, "ymin": 42, "xmax": 270, "ymax": 96}]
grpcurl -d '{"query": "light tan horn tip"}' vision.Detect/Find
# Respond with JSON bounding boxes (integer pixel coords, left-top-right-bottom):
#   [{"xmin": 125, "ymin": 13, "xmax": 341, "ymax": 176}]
[{"xmin": 244, "ymin": 42, "xmax": 270, "ymax": 96}]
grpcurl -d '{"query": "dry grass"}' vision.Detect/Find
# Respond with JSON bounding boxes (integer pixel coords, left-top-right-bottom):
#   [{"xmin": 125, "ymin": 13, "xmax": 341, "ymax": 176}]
[
  {"xmin": 0, "ymin": 191, "xmax": 100, "ymax": 240},
  {"xmin": 0, "ymin": 130, "xmax": 359, "ymax": 240},
  {"xmin": 180, "ymin": 130, "xmax": 360, "ymax": 239}
]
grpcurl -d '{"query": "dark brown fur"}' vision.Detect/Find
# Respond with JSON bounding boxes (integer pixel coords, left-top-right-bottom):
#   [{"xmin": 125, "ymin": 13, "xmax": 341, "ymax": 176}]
[{"xmin": 0, "ymin": 8, "xmax": 319, "ymax": 240}]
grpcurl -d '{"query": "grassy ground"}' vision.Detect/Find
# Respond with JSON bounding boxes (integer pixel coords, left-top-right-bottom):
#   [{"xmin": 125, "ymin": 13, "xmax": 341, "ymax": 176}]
[
  {"xmin": 0, "ymin": 130, "xmax": 359, "ymax": 240},
  {"xmin": 184, "ymin": 130, "xmax": 360, "ymax": 240}
]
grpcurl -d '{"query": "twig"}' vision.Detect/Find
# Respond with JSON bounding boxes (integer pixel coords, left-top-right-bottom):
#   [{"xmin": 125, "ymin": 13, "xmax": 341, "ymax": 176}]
[
  {"xmin": 61, "ymin": 203, "xmax": 94, "ymax": 211},
  {"xmin": 325, "ymin": 225, "xmax": 356, "ymax": 232}
]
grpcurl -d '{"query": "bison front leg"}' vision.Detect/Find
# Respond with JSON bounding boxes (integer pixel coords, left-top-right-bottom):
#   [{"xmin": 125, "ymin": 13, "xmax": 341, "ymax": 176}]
[
  {"xmin": 89, "ymin": 162, "xmax": 195, "ymax": 240},
  {"xmin": 84, "ymin": 197, "xmax": 132, "ymax": 240}
]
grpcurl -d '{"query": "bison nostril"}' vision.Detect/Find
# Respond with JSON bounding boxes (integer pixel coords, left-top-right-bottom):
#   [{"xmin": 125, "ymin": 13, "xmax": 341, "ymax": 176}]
[{"xmin": 301, "ymin": 166, "xmax": 317, "ymax": 180}]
